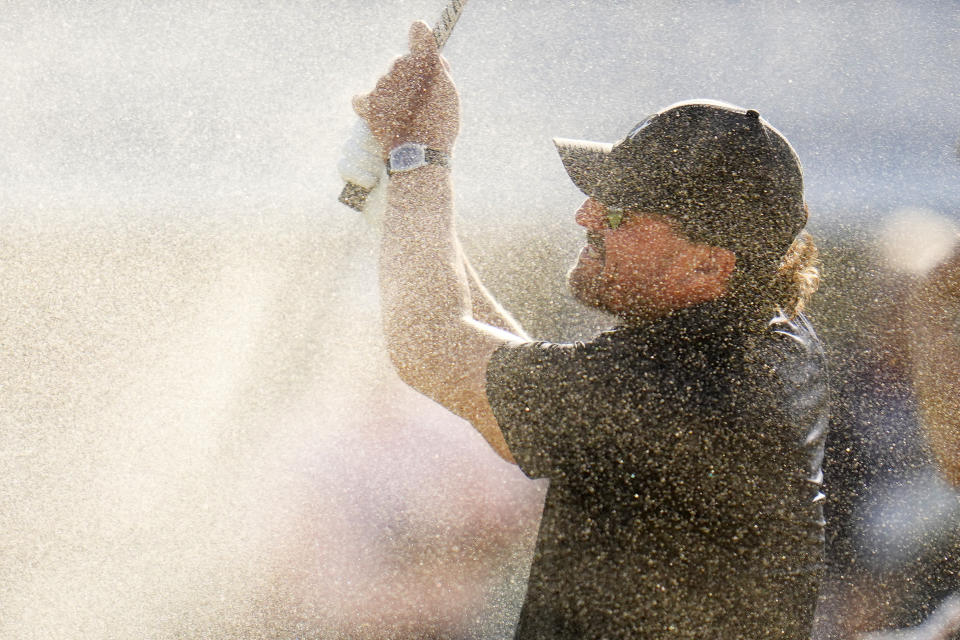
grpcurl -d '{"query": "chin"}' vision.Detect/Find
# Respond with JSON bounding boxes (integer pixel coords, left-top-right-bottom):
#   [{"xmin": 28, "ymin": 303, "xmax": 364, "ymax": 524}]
[
  {"xmin": 568, "ymin": 267, "xmax": 615, "ymax": 314},
  {"xmin": 567, "ymin": 265, "xmax": 596, "ymax": 303},
  {"xmin": 568, "ymin": 272, "xmax": 667, "ymax": 321}
]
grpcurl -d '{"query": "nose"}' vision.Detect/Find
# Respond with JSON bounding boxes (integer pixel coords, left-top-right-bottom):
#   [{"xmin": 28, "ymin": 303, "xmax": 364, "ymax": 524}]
[{"xmin": 575, "ymin": 198, "xmax": 607, "ymax": 230}]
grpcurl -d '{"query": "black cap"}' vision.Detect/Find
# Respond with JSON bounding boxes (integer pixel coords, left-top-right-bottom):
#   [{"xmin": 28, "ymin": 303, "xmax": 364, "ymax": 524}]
[{"xmin": 554, "ymin": 100, "xmax": 807, "ymax": 268}]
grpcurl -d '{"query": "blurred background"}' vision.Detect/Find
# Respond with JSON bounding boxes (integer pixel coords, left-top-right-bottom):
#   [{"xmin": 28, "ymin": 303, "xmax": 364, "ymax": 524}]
[{"xmin": 1, "ymin": 1, "xmax": 958, "ymax": 638}]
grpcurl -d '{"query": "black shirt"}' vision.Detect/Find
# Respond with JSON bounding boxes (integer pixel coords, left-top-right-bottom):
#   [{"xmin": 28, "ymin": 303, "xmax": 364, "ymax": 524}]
[{"xmin": 486, "ymin": 301, "xmax": 829, "ymax": 639}]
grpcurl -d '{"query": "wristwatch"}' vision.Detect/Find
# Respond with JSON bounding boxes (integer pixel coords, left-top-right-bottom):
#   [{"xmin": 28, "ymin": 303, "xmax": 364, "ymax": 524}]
[{"xmin": 387, "ymin": 142, "xmax": 450, "ymax": 176}]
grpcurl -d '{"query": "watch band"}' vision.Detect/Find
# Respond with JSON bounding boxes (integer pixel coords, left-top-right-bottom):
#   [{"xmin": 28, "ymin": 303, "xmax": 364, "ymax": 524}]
[{"xmin": 423, "ymin": 148, "xmax": 451, "ymax": 169}]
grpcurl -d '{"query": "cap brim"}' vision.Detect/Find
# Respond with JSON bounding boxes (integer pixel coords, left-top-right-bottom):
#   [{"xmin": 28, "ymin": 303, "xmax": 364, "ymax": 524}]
[{"xmin": 553, "ymin": 137, "xmax": 615, "ymax": 200}]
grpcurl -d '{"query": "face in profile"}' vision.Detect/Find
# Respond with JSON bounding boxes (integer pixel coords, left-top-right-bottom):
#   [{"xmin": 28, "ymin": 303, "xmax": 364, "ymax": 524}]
[{"xmin": 567, "ymin": 199, "xmax": 735, "ymax": 319}]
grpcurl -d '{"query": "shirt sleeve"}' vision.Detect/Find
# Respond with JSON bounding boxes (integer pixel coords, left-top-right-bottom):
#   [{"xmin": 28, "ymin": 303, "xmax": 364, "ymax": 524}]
[{"xmin": 485, "ymin": 340, "xmax": 587, "ymax": 479}]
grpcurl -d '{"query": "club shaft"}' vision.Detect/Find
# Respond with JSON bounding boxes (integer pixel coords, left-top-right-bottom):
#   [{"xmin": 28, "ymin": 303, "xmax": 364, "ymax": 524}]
[{"xmin": 433, "ymin": 0, "xmax": 468, "ymax": 51}]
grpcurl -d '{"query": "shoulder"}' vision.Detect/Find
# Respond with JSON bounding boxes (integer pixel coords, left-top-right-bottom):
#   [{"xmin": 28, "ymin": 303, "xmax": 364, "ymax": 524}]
[
  {"xmin": 486, "ymin": 339, "xmax": 590, "ymax": 389},
  {"xmin": 761, "ymin": 310, "xmax": 826, "ymax": 368},
  {"xmin": 484, "ymin": 333, "xmax": 629, "ymax": 428},
  {"xmin": 486, "ymin": 328, "xmax": 644, "ymax": 381},
  {"xmin": 747, "ymin": 310, "xmax": 829, "ymax": 413},
  {"xmin": 483, "ymin": 339, "xmax": 599, "ymax": 478}
]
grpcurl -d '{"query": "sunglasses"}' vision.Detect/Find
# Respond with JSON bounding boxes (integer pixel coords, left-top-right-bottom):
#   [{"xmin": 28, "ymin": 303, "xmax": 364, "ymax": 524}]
[
  {"xmin": 604, "ymin": 207, "xmax": 628, "ymax": 230},
  {"xmin": 603, "ymin": 206, "xmax": 694, "ymax": 241}
]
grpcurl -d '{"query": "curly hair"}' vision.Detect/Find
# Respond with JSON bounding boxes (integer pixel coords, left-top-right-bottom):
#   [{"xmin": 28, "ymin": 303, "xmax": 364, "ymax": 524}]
[{"xmin": 771, "ymin": 230, "xmax": 821, "ymax": 318}]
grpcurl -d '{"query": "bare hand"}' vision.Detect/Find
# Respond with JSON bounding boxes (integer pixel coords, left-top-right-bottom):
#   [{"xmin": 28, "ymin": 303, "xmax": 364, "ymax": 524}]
[{"xmin": 352, "ymin": 21, "xmax": 460, "ymax": 156}]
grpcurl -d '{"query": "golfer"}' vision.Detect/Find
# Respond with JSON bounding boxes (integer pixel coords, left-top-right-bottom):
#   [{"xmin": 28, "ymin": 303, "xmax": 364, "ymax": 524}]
[{"xmin": 353, "ymin": 21, "xmax": 829, "ymax": 639}]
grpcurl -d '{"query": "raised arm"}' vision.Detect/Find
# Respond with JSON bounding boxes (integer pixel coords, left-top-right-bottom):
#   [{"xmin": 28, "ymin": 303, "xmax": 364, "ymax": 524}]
[
  {"xmin": 352, "ymin": 21, "xmax": 525, "ymax": 462},
  {"xmin": 908, "ymin": 241, "xmax": 960, "ymax": 487}
]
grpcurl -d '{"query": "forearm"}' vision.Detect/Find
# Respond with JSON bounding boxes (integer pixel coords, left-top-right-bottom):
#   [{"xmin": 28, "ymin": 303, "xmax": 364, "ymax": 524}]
[
  {"xmin": 380, "ymin": 166, "xmax": 469, "ymax": 360},
  {"xmin": 379, "ymin": 167, "xmax": 520, "ymax": 398}
]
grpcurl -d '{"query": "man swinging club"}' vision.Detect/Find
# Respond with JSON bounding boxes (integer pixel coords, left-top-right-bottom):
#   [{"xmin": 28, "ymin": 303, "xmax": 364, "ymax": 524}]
[{"xmin": 353, "ymin": 21, "xmax": 829, "ymax": 639}]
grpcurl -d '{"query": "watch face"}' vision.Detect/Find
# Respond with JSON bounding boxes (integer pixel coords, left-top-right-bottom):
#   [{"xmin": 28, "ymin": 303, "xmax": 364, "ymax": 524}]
[{"xmin": 391, "ymin": 143, "xmax": 426, "ymax": 171}]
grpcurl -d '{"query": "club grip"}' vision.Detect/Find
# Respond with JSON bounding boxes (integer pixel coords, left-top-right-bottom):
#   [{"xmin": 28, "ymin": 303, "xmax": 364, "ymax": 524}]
[{"xmin": 337, "ymin": 119, "xmax": 385, "ymax": 212}]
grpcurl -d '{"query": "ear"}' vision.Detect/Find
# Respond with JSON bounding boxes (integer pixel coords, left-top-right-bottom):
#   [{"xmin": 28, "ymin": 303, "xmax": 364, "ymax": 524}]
[
  {"xmin": 687, "ymin": 246, "xmax": 737, "ymax": 299},
  {"xmin": 703, "ymin": 246, "xmax": 736, "ymax": 281}
]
